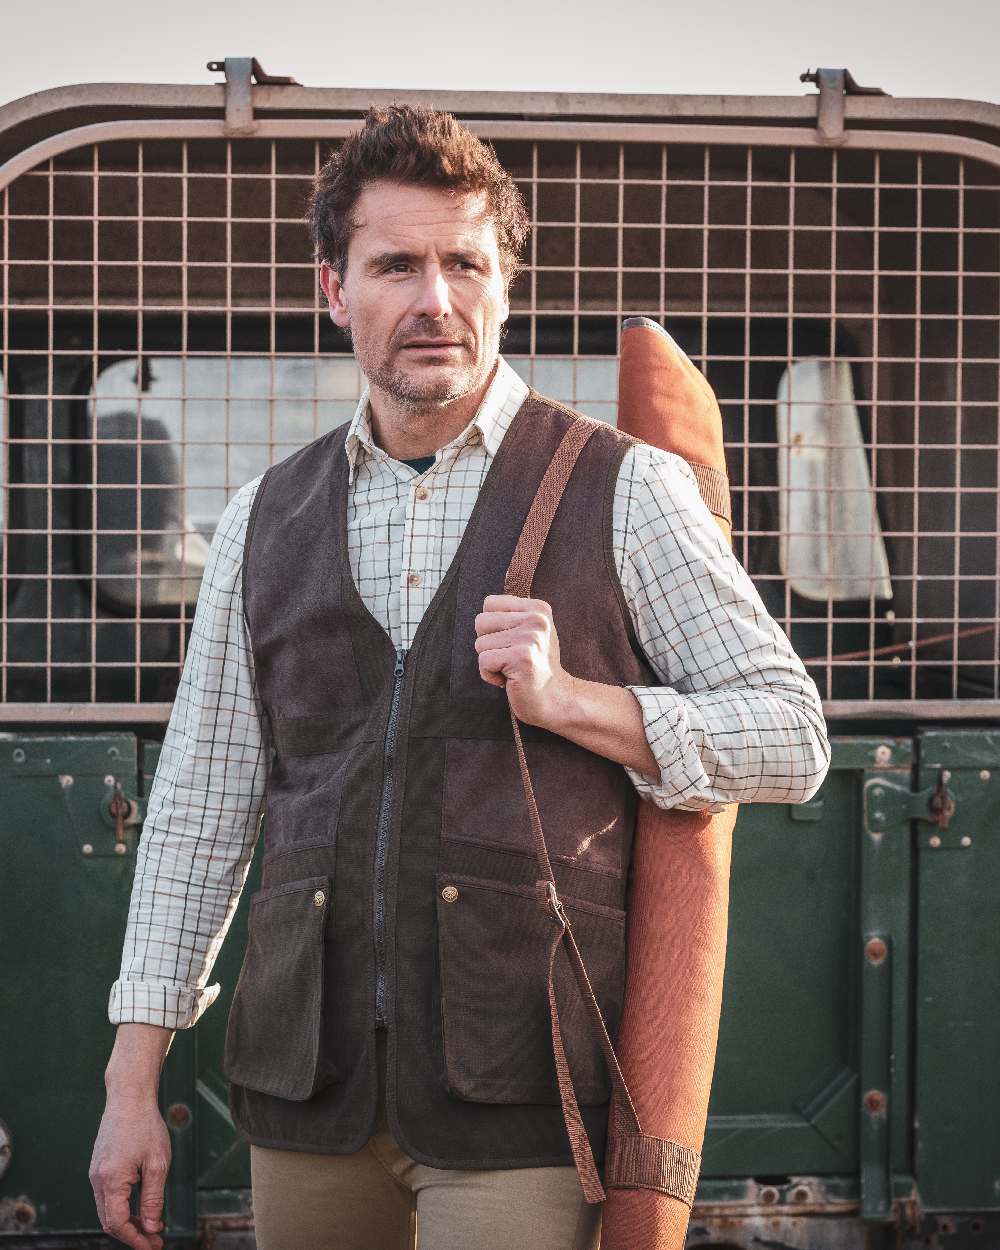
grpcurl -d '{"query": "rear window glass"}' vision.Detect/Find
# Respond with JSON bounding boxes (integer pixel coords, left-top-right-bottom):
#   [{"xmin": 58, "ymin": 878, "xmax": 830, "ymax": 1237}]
[{"xmin": 89, "ymin": 357, "xmax": 361, "ymax": 609}]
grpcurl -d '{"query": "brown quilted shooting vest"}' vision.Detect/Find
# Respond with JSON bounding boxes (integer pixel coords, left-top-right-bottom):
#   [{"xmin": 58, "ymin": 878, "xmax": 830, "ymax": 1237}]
[{"xmin": 223, "ymin": 391, "xmax": 660, "ymax": 1169}]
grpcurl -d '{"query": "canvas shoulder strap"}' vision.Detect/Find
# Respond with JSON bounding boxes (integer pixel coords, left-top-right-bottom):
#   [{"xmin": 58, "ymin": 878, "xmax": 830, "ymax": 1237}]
[{"xmin": 502, "ymin": 415, "xmax": 701, "ymax": 1207}]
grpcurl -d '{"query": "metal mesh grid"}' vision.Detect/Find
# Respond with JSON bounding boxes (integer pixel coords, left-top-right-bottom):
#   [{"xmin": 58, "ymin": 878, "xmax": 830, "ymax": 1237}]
[{"xmin": 1, "ymin": 132, "xmax": 998, "ymax": 717}]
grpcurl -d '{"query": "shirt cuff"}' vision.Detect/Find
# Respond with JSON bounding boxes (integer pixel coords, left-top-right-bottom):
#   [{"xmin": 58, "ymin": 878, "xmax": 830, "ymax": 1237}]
[
  {"xmin": 108, "ymin": 977, "xmax": 221, "ymax": 1031},
  {"xmin": 624, "ymin": 685, "xmax": 730, "ymax": 814}
]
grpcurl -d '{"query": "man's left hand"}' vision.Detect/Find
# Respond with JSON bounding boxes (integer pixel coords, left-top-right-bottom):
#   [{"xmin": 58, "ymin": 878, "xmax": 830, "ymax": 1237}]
[{"xmin": 474, "ymin": 594, "xmax": 573, "ymax": 728}]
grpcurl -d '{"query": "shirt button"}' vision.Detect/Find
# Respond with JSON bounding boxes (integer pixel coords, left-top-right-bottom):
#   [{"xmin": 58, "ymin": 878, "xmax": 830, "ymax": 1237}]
[
  {"xmin": 415, "ymin": 486, "xmax": 430, "ymax": 501},
  {"xmin": 313, "ymin": 890, "xmax": 326, "ymax": 907},
  {"xmin": 441, "ymin": 885, "xmax": 459, "ymax": 903},
  {"xmin": 407, "ymin": 572, "xmax": 422, "ymax": 587}
]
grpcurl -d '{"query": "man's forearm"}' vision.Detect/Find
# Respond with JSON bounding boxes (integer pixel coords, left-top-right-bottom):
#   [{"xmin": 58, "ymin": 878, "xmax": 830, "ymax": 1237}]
[
  {"xmin": 541, "ymin": 674, "xmax": 660, "ymax": 781},
  {"xmin": 105, "ymin": 1023, "xmax": 175, "ymax": 1104}
]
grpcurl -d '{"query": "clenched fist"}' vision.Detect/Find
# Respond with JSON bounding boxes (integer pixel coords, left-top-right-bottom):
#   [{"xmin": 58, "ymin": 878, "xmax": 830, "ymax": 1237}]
[{"xmin": 474, "ymin": 594, "xmax": 574, "ymax": 728}]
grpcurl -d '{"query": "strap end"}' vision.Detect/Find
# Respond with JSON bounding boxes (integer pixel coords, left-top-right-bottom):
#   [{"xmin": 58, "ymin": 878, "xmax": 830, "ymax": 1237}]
[{"xmin": 604, "ymin": 1132, "xmax": 702, "ymax": 1208}]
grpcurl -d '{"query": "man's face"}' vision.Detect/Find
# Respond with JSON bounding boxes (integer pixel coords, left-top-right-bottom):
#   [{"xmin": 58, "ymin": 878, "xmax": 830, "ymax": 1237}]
[{"xmin": 319, "ymin": 181, "xmax": 511, "ymax": 409}]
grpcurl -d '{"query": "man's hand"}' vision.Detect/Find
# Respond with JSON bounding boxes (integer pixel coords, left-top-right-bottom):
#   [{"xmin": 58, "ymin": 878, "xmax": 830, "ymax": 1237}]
[
  {"xmin": 474, "ymin": 594, "xmax": 573, "ymax": 728},
  {"xmin": 475, "ymin": 594, "xmax": 662, "ymax": 780},
  {"xmin": 89, "ymin": 1095, "xmax": 170, "ymax": 1250}
]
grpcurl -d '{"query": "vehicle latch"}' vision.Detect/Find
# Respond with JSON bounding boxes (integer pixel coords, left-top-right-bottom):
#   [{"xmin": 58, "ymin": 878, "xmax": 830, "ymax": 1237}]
[
  {"xmin": 864, "ymin": 769, "xmax": 955, "ymax": 836},
  {"xmin": 207, "ymin": 57, "xmax": 300, "ymax": 135},
  {"xmin": 800, "ymin": 67, "xmax": 890, "ymax": 144}
]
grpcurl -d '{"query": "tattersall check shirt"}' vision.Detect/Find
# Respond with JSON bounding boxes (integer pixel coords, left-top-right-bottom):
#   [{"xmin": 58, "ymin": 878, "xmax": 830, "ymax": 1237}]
[{"xmin": 109, "ymin": 355, "xmax": 830, "ymax": 1030}]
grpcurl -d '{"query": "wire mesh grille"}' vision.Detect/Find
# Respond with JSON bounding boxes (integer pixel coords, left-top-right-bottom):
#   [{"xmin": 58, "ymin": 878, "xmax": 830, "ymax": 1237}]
[{"xmin": 1, "ymin": 133, "xmax": 998, "ymax": 715}]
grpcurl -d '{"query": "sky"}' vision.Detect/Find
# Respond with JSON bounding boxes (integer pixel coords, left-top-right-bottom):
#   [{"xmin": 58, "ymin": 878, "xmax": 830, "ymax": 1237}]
[{"xmin": 2, "ymin": 0, "xmax": 999, "ymax": 109}]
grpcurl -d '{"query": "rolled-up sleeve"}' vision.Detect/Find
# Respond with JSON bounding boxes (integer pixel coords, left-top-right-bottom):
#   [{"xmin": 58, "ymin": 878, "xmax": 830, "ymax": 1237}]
[
  {"xmin": 108, "ymin": 477, "xmax": 268, "ymax": 1030},
  {"xmin": 614, "ymin": 444, "xmax": 831, "ymax": 811}
]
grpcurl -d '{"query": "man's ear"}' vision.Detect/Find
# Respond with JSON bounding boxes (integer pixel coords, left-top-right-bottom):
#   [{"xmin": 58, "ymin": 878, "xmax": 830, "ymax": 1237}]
[{"xmin": 319, "ymin": 262, "xmax": 350, "ymax": 328}]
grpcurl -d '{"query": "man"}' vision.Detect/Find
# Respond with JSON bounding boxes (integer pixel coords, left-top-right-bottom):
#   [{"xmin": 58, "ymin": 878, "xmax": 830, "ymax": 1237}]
[{"xmin": 90, "ymin": 105, "xmax": 830, "ymax": 1250}]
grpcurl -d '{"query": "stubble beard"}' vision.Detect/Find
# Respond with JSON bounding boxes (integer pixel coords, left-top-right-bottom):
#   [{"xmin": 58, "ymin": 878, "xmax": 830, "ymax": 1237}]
[{"xmin": 349, "ymin": 322, "xmax": 501, "ymax": 412}]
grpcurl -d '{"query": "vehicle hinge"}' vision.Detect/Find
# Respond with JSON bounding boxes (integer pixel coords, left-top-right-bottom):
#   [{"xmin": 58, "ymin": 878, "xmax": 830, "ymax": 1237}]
[
  {"xmin": 865, "ymin": 768, "xmax": 955, "ymax": 837},
  {"xmin": 207, "ymin": 57, "xmax": 300, "ymax": 136},
  {"xmin": 800, "ymin": 67, "xmax": 890, "ymax": 145}
]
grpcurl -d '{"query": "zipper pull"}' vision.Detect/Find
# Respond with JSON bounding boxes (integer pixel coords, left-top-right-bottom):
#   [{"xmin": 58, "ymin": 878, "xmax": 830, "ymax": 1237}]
[{"xmin": 394, "ymin": 647, "xmax": 406, "ymax": 677}]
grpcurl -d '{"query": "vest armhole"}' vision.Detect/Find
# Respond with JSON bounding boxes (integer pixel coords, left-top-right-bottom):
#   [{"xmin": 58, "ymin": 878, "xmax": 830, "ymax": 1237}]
[
  {"xmin": 602, "ymin": 436, "xmax": 656, "ymax": 680},
  {"xmin": 241, "ymin": 466, "xmax": 273, "ymax": 641},
  {"xmin": 527, "ymin": 388, "xmax": 651, "ymax": 678}
]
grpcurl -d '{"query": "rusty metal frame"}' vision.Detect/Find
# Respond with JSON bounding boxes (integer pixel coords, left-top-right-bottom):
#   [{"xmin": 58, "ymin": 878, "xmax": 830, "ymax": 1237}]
[{"xmin": 5, "ymin": 120, "xmax": 1000, "ymax": 192}]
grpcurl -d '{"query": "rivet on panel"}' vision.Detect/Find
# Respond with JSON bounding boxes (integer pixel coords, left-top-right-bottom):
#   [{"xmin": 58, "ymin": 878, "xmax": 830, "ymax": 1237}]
[
  {"xmin": 929, "ymin": 835, "xmax": 942, "ymax": 848},
  {"xmin": 114, "ymin": 843, "xmax": 127, "ymax": 855},
  {"xmin": 104, "ymin": 774, "xmax": 116, "ymax": 786},
  {"xmin": 58, "ymin": 774, "xmax": 74, "ymax": 789},
  {"xmin": 864, "ymin": 1089, "xmax": 887, "ymax": 1115},
  {"xmin": 82, "ymin": 843, "xmax": 94, "ymax": 855},
  {"xmin": 980, "ymin": 770, "xmax": 991, "ymax": 782},
  {"xmin": 11, "ymin": 1200, "xmax": 36, "ymax": 1227},
  {"xmin": 873, "ymin": 745, "xmax": 892, "ymax": 765},
  {"xmin": 960, "ymin": 836, "xmax": 972, "ymax": 848},
  {"xmin": 865, "ymin": 937, "xmax": 888, "ymax": 965},
  {"xmin": 166, "ymin": 1102, "xmax": 192, "ymax": 1129},
  {"xmin": 12, "ymin": 749, "xmax": 25, "ymax": 763},
  {"xmin": 759, "ymin": 1186, "xmax": 779, "ymax": 1205}
]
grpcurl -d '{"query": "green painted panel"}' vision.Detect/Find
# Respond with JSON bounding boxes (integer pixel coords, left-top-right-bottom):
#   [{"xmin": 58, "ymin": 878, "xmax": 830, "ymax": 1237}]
[
  {"xmin": 190, "ymin": 845, "xmax": 263, "ymax": 1193},
  {"xmin": 914, "ymin": 729, "xmax": 1000, "ymax": 1211},
  {"xmin": 0, "ymin": 734, "xmax": 140, "ymax": 1233},
  {"xmin": 705, "ymin": 763, "xmax": 861, "ymax": 1174},
  {"xmin": 828, "ymin": 737, "xmax": 913, "ymax": 772},
  {"xmin": 142, "ymin": 743, "xmax": 262, "ymax": 1201}
]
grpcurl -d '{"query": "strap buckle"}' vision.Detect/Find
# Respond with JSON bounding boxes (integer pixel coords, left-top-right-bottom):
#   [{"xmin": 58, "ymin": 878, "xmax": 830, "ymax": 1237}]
[{"xmin": 542, "ymin": 880, "xmax": 569, "ymax": 930}]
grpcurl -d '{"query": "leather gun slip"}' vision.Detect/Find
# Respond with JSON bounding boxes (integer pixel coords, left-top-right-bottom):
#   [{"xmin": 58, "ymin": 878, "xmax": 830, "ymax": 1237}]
[{"xmin": 600, "ymin": 318, "xmax": 737, "ymax": 1250}]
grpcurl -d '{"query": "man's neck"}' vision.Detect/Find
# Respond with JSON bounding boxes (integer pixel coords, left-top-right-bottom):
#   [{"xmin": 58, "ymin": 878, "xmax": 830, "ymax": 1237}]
[{"xmin": 367, "ymin": 361, "xmax": 499, "ymax": 460}]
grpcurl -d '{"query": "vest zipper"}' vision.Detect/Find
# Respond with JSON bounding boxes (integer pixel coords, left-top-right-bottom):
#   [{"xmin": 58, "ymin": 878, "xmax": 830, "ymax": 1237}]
[{"xmin": 374, "ymin": 645, "xmax": 407, "ymax": 1026}]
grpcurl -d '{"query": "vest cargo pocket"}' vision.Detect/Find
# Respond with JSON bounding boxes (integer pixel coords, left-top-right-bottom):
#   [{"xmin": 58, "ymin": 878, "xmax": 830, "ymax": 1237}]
[
  {"xmin": 222, "ymin": 875, "xmax": 334, "ymax": 1101},
  {"xmin": 435, "ymin": 872, "xmax": 625, "ymax": 1106}
]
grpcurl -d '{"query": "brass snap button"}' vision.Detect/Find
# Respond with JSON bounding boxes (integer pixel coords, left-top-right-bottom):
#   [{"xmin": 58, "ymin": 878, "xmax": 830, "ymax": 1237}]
[
  {"xmin": 440, "ymin": 885, "xmax": 459, "ymax": 903},
  {"xmin": 415, "ymin": 486, "xmax": 430, "ymax": 501},
  {"xmin": 407, "ymin": 572, "xmax": 422, "ymax": 587},
  {"xmin": 313, "ymin": 890, "xmax": 326, "ymax": 907}
]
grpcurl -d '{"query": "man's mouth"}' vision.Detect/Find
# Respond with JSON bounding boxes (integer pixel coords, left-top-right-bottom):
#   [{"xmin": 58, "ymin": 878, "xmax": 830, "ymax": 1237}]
[{"xmin": 399, "ymin": 340, "xmax": 464, "ymax": 352}]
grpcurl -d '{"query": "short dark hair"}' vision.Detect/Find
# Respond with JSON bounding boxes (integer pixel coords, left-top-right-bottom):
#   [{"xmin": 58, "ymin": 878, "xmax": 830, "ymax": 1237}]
[{"xmin": 305, "ymin": 104, "xmax": 529, "ymax": 285}]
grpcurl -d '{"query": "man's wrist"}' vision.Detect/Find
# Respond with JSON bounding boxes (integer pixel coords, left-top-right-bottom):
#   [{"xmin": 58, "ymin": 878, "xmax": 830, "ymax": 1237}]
[
  {"xmin": 538, "ymin": 670, "xmax": 583, "ymax": 736},
  {"xmin": 104, "ymin": 1022, "xmax": 174, "ymax": 1103},
  {"xmin": 538, "ymin": 672, "xmax": 661, "ymax": 781}
]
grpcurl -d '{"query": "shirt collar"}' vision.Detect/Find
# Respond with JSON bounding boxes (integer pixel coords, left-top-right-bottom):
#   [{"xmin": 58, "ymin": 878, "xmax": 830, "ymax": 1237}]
[{"xmin": 343, "ymin": 355, "xmax": 529, "ymax": 482}]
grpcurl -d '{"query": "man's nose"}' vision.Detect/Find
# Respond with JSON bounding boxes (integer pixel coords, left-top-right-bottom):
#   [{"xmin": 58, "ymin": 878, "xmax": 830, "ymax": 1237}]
[{"xmin": 412, "ymin": 268, "xmax": 452, "ymax": 319}]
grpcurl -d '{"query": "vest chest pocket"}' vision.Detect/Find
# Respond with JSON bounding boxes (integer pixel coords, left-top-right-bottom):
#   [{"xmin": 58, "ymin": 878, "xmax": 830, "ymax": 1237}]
[
  {"xmin": 222, "ymin": 875, "xmax": 335, "ymax": 1101},
  {"xmin": 435, "ymin": 872, "xmax": 626, "ymax": 1106}
]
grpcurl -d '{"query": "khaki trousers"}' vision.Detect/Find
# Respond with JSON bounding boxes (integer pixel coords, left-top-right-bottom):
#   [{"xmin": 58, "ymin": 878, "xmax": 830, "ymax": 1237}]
[{"xmin": 249, "ymin": 1030, "xmax": 603, "ymax": 1250}]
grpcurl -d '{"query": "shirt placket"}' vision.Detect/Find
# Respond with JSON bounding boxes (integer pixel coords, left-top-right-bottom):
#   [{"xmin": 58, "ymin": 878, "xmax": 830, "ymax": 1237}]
[{"xmin": 400, "ymin": 453, "xmax": 449, "ymax": 650}]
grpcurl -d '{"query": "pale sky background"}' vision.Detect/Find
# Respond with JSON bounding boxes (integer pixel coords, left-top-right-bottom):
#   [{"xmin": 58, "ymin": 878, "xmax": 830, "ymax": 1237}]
[{"xmin": 2, "ymin": 0, "xmax": 999, "ymax": 108}]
